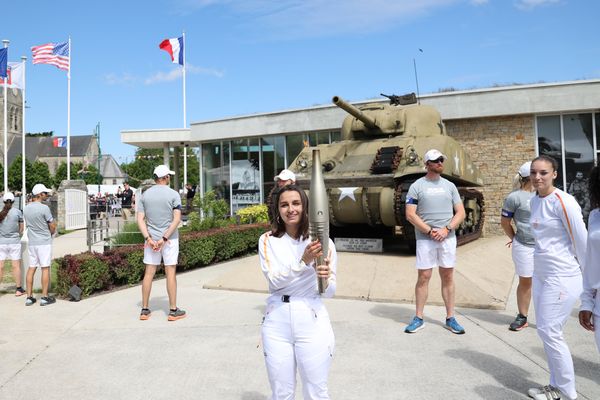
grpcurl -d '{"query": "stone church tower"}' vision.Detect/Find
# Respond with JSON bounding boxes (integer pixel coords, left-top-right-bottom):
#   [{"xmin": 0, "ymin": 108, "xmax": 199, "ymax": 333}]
[{"xmin": 0, "ymin": 86, "xmax": 24, "ymax": 166}]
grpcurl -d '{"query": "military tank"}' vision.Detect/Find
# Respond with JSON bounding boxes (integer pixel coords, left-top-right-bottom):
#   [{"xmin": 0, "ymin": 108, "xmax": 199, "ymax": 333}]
[{"xmin": 289, "ymin": 93, "xmax": 485, "ymax": 249}]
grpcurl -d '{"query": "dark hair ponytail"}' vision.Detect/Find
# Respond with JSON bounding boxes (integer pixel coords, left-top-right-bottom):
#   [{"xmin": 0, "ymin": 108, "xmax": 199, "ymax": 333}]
[{"xmin": 0, "ymin": 201, "xmax": 13, "ymax": 223}]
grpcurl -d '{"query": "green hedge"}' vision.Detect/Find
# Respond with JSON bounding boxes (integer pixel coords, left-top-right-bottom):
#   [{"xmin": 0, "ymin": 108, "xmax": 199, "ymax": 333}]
[{"xmin": 55, "ymin": 223, "xmax": 268, "ymax": 298}]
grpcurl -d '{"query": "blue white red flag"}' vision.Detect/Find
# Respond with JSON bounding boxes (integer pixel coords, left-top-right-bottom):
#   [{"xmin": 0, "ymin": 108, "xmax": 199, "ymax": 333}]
[
  {"xmin": 53, "ymin": 137, "xmax": 67, "ymax": 148},
  {"xmin": 0, "ymin": 62, "xmax": 25, "ymax": 89},
  {"xmin": 0, "ymin": 48, "xmax": 7, "ymax": 78},
  {"xmin": 31, "ymin": 42, "xmax": 70, "ymax": 71},
  {"xmin": 159, "ymin": 36, "xmax": 184, "ymax": 66}
]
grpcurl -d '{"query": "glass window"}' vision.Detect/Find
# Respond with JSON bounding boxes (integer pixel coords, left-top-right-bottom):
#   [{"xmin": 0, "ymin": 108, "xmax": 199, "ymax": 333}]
[
  {"xmin": 331, "ymin": 130, "xmax": 341, "ymax": 142},
  {"xmin": 537, "ymin": 115, "xmax": 564, "ymax": 190},
  {"xmin": 202, "ymin": 142, "xmax": 228, "ymax": 200},
  {"xmin": 230, "ymin": 139, "xmax": 260, "ymax": 213},
  {"xmin": 596, "ymin": 113, "xmax": 600, "ymax": 153},
  {"xmin": 262, "ymin": 136, "xmax": 285, "ymax": 200},
  {"xmin": 308, "ymin": 131, "xmax": 330, "ymax": 146},
  {"xmin": 286, "ymin": 134, "xmax": 306, "ymax": 168},
  {"xmin": 563, "ymin": 113, "xmax": 593, "ymax": 218}
]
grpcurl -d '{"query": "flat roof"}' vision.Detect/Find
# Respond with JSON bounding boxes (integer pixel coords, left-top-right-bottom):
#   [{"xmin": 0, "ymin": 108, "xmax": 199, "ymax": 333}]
[{"xmin": 121, "ymin": 79, "xmax": 600, "ymax": 147}]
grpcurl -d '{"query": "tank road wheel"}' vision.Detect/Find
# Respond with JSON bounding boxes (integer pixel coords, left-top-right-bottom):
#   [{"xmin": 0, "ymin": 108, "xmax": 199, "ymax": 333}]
[
  {"xmin": 456, "ymin": 188, "xmax": 485, "ymax": 246},
  {"xmin": 394, "ymin": 181, "xmax": 417, "ymax": 253}
]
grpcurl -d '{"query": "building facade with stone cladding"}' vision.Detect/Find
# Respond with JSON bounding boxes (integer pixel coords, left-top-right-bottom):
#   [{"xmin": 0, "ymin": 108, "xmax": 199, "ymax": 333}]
[{"xmin": 446, "ymin": 115, "xmax": 536, "ymax": 236}]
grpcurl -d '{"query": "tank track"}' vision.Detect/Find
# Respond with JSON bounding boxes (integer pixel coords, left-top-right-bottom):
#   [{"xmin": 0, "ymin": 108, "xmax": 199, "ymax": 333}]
[{"xmin": 393, "ymin": 180, "xmax": 485, "ymax": 247}]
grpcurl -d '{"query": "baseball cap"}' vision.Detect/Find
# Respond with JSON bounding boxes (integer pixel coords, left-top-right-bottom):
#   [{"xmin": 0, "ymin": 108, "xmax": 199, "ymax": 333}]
[
  {"xmin": 2, "ymin": 192, "xmax": 14, "ymax": 202},
  {"xmin": 423, "ymin": 149, "xmax": 447, "ymax": 163},
  {"xmin": 518, "ymin": 161, "xmax": 532, "ymax": 178},
  {"xmin": 274, "ymin": 169, "xmax": 296, "ymax": 182},
  {"xmin": 32, "ymin": 183, "xmax": 52, "ymax": 196},
  {"xmin": 153, "ymin": 165, "xmax": 175, "ymax": 178}
]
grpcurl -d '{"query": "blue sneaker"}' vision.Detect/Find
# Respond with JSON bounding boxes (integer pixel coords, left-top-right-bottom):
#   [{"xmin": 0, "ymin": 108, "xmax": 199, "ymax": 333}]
[
  {"xmin": 445, "ymin": 316, "xmax": 465, "ymax": 334},
  {"xmin": 404, "ymin": 316, "xmax": 424, "ymax": 333}
]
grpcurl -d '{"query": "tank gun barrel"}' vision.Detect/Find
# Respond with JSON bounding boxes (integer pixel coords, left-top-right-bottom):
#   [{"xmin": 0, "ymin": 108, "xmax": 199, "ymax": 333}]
[{"xmin": 332, "ymin": 96, "xmax": 378, "ymax": 130}]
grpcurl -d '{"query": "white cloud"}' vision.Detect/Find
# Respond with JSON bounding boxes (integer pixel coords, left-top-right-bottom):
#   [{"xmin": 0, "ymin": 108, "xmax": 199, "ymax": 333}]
[
  {"xmin": 173, "ymin": 0, "xmax": 460, "ymax": 39},
  {"xmin": 515, "ymin": 0, "xmax": 560, "ymax": 11},
  {"xmin": 144, "ymin": 63, "xmax": 224, "ymax": 85},
  {"xmin": 470, "ymin": 0, "xmax": 488, "ymax": 5},
  {"xmin": 103, "ymin": 73, "xmax": 138, "ymax": 86}
]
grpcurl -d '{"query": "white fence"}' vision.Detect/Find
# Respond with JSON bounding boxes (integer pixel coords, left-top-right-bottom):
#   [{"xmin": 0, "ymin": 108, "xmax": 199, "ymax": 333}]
[{"xmin": 65, "ymin": 189, "xmax": 88, "ymax": 230}]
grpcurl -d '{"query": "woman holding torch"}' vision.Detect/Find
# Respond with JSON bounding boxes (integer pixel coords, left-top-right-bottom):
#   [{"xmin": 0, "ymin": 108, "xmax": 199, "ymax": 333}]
[{"xmin": 258, "ymin": 184, "xmax": 337, "ymax": 400}]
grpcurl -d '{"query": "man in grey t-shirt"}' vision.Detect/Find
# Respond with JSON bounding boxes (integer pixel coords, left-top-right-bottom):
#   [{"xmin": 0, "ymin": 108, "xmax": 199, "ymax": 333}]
[
  {"xmin": 136, "ymin": 165, "xmax": 185, "ymax": 321},
  {"xmin": 23, "ymin": 183, "xmax": 56, "ymax": 306},
  {"xmin": 404, "ymin": 149, "xmax": 466, "ymax": 334}
]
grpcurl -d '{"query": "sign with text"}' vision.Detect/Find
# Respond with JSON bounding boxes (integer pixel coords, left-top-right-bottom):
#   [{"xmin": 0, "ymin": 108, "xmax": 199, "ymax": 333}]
[{"xmin": 335, "ymin": 237, "xmax": 383, "ymax": 253}]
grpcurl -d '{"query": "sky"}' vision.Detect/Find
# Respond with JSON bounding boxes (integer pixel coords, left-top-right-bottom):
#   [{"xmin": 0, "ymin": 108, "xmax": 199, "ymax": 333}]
[{"xmin": 3, "ymin": 0, "xmax": 599, "ymax": 164}]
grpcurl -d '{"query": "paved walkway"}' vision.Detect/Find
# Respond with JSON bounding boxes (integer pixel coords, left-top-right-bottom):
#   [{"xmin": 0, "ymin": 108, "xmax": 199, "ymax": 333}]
[{"xmin": 0, "ymin": 231, "xmax": 598, "ymax": 399}]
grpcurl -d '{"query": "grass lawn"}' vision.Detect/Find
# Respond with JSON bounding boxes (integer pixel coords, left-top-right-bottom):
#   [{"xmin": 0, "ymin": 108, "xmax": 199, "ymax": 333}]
[{"xmin": 0, "ymin": 259, "xmax": 59, "ymax": 294}]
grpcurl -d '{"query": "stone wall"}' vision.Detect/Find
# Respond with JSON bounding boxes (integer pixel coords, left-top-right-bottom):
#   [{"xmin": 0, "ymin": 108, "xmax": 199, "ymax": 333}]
[{"xmin": 445, "ymin": 115, "xmax": 536, "ymax": 236}]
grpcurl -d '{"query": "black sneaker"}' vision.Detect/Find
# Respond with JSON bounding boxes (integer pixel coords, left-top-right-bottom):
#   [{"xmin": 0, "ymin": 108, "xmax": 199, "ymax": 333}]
[
  {"xmin": 509, "ymin": 313, "xmax": 528, "ymax": 331},
  {"xmin": 167, "ymin": 308, "xmax": 186, "ymax": 321},
  {"xmin": 140, "ymin": 308, "xmax": 151, "ymax": 320},
  {"xmin": 40, "ymin": 296, "xmax": 56, "ymax": 306},
  {"xmin": 25, "ymin": 296, "xmax": 36, "ymax": 306}
]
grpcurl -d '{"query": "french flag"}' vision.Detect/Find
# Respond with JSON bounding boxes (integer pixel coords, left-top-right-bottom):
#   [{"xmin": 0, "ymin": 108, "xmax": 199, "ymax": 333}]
[
  {"xmin": 159, "ymin": 36, "xmax": 184, "ymax": 66},
  {"xmin": 53, "ymin": 137, "xmax": 67, "ymax": 148}
]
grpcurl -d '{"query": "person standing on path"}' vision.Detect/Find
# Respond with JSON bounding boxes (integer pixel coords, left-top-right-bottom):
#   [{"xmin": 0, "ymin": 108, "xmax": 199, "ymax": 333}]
[
  {"xmin": 579, "ymin": 164, "xmax": 600, "ymax": 353},
  {"xmin": 404, "ymin": 149, "xmax": 466, "ymax": 334},
  {"xmin": 136, "ymin": 165, "xmax": 186, "ymax": 321},
  {"xmin": 117, "ymin": 182, "xmax": 134, "ymax": 220},
  {"xmin": 0, "ymin": 192, "xmax": 25, "ymax": 296},
  {"xmin": 259, "ymin": 185, "xmax": 337, "ymax": 399},
  {"xmin": 501, "ymin": 161, "xmax": 535, "ymax": 331},
  {"xmin": 527, "ymin": 155, "xmax": 587, "ymax": 400},
  {"xmin": 23, "ymin": 184, "xmax": 56, "ymax": 306}
]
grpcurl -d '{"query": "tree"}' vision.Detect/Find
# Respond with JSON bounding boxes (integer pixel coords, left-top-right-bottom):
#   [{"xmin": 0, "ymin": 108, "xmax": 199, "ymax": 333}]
[
  {"xmin": 7, "ymin": 154, "xmax": 33, "ymax": 192},
  {"xmin": 29, "ymin": 161, "xmax": 51, "ymax": 191},
  {"xmin": 77, "ymin": 164, "xmax": 103, "ymax": 185},
  {"xmin": 121, "ymin": 147, "xmax": 200, "ymax": 189},
  {"xmin": 52, "ymin": 161, "xmax": 102, "ymax": 187}
]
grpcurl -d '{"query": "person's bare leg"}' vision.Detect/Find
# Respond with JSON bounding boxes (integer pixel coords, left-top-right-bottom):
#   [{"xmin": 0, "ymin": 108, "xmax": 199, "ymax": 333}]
[
  {"xmin": 439, "ymin": 267, "xmax": 455, "ymax": 318},
  {"xmin": 415, "ymin": 269, "xmax": 433, "ymax": 318},
  {"xmin": 141, "ymin": 265, "xmax": 157, "ymax": 309},
  {"xmin": 165, "ymin": 265, "xmax": 177, "ymax": 309},
  {"xmin": 26, "ymin": 267, "xmax": 36, "ymax": 297},
  {"xmin": 11, "ymin": 259, "xmax": 21, "ymax": 288},
  {"xmin": 41, "ymin": 267, "xmax": 50, "ymax": 297},
  {"xmin": 517, "ymin": 276, "xmax": 532, "ymax": 316}
]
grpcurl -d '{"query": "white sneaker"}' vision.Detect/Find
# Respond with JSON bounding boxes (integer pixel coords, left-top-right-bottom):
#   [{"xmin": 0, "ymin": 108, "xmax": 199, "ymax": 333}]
[{"xmin": 527, "ymin": 385, "xmax": 572, "ymax": 400}]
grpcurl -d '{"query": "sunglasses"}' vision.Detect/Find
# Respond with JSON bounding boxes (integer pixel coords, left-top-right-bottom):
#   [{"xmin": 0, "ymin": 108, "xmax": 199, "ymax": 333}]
[{"xmin": 428, "ymin": 157, "xmax": 444, "ymax": 164}]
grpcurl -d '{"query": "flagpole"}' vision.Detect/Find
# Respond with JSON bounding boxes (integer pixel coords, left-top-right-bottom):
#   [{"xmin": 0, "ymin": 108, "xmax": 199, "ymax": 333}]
[
  {"xmin": 182, "ymin": 31, "xmax": 187, "ymax": 189},
  {"xmin": 67, "ymin": 36, "xmax": 71, "ymax": 180},
  {"xmin": 2, "ymin": 39, "xmax": 8, "ymax": 192},
  {"xmin": 21, "ymin": 56, "xmax": 26, "ymax": 203}
]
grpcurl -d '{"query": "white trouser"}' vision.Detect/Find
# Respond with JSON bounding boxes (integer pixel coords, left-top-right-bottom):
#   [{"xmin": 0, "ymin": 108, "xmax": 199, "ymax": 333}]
[
  {"xmin": 594, "ymin": 312, "xmax": 600, "ymax": 354},
  {"xmin": 532, "ymin": 274, "xmax": 582, "ymax": 400},
  {"xmin": 261, "ymin": 297, "xmax": 334, "ymax": 400}
]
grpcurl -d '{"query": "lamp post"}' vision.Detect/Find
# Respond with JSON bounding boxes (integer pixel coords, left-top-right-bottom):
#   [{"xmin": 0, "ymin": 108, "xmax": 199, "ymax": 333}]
[{"xmin": 95, "ymin": 122, "xmax": 101, "ymax": 195}]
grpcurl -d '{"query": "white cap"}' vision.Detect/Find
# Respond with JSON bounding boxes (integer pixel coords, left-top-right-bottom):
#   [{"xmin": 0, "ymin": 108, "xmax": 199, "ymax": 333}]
[
  {"xmin": 32, "ymin": 183, "xmax": 52, "ymax": 196},
  {"xmin": 518, "ymin": 161, "xmax": 532, "ymax": 178},
  {"xmin": 153, "ymin": 165, "xmax": 175, "ymax": 178},
  {"xmin": 2, "ymin": 192, "xmax": 14, "ymax": 202},
  {"xmin": 423, "ymin": 149, "xmax": 447, "ymax": 163},
  {"xmin": 274, "ymin": 169, "xmax": 296, "ymax": 182}
]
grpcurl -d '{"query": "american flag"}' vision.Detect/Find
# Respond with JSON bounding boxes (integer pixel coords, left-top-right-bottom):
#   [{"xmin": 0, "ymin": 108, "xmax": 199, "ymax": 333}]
[{"xmin": 31, "ymin": 42, "xmax": 70, "ymax": 71}]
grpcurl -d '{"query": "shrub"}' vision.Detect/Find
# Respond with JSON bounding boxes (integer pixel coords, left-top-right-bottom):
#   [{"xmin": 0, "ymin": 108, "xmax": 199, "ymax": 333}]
[
  {"xmin": 236, "ymin": 204, "xmax": 269, "ymax": 224},
  {"xmin": 55, "ymin": 223, "xmax": 269, "ymax": 298}
]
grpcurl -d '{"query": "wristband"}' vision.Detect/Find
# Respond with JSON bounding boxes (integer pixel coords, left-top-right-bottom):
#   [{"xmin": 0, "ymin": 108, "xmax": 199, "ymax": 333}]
[
  {"xmin": 144, "ymin": 236, "xmax": 150, "ymax": 241},
  {"xmin": 162, "ymin": 236, "xmax": 169, "ymax": 242},
  {"xmin": 427, "ymin": 228, "xmax": 432, "ymax": 235},
  {"xmin": 446, "ymin": 225, "xmax": 452, "ymax": 232}
]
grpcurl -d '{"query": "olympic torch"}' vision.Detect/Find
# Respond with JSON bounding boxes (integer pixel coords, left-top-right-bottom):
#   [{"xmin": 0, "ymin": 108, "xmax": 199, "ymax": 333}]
[{"xmin": 309, "ymin": 149, "xmax": 329, "ymax": 294}]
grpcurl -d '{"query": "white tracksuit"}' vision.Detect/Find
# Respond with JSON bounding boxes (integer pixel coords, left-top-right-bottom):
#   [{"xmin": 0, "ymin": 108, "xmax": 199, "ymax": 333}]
[
  {"xmin": 259, "ymin": 232, "xmax": 337, "ymax": 400},
  {"xmin": 530, "ymin": 189, "xmax": 587, "ymax": 400},
  {"xmin": 581, "ymin": 208, "xmax": 600, "ymax": 352}
]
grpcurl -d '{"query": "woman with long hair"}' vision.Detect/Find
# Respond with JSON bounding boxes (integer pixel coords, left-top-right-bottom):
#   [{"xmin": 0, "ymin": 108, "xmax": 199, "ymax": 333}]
[
  {"xmin": 579, "ymin": 164, "xmax": 600, "ymax": 352},
  {"xmin": 0, "ymin": 192, "xmax": 25, "ymax": 296},
  {"xmin": 527, "ymin": 155, "xmax": 587, "ymax": 400},
  {"xmin": 501, "ymin": 161, "xmax": 535, "ymax": 331},
  {"xmin": 258, "ymin": 184, "xmax": 337, "ymax": 399}
]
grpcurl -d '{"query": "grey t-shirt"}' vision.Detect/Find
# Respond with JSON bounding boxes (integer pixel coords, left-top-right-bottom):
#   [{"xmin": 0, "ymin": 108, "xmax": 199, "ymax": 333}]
[
  {"xmin": 138, "ymin": 184, "xmax": 182, "ymax": 240},
  {"xmin": 406, "ymin": 176, "xmax": 462, "ymax": 240},
  {"xmin": 0, "ymin": 208, "xmax": 23, "ymax": 244},
  {"xmin": 24, "ymin": 202, "xmax": 53, "ymax": 246},
  {"xmin": 501, "ymin": 189, "xmax": 535, "ymax": 247}
]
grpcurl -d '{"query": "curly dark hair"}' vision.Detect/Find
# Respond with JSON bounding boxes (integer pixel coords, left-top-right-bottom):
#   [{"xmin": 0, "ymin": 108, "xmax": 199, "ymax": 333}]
[
  {"xmin": 589, "ymin": 164, "xmax": 600, "ymax": 210},
  {"xmin": 270, "ymin": 185, "xmax": 310, "ymax": 240}
]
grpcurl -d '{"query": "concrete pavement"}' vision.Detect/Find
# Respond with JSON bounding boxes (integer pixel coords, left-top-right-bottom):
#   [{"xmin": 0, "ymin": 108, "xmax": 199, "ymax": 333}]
[{"xmin": 0, "ymin": 231, "xmax": 598, "ymax": 399}]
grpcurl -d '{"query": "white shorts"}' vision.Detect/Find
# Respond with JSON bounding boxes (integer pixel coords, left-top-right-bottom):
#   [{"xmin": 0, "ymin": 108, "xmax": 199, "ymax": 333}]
[
  {"xmin": 0, "ymin": 243, "xmax": 21, "ymax": 261},
  {"xmin": 28, "ymin": 244, "xmax": 52, "ymax": 268},
  {"xmin": 415, "ymin": 236, "xmax": 457, "ymax": 269},
  {"xmin": 511, "ymin": 239, "xmax": 534, "ymax": 278},
  {"xmin": 143, "ymin": 238, "xmax": 179, "ymax": 266}
]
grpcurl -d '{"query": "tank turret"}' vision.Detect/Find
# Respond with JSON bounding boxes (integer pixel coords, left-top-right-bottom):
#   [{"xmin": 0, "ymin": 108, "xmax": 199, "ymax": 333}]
[{"xmin": 289, "ymin": 94, "xmax": 485, "ymax": 250}]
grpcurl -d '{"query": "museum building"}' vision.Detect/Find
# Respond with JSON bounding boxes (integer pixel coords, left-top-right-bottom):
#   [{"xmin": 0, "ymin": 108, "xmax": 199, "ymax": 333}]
[{"xmin": 121, "ymin": 79, "xmax": 600, "ymax": 235}]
